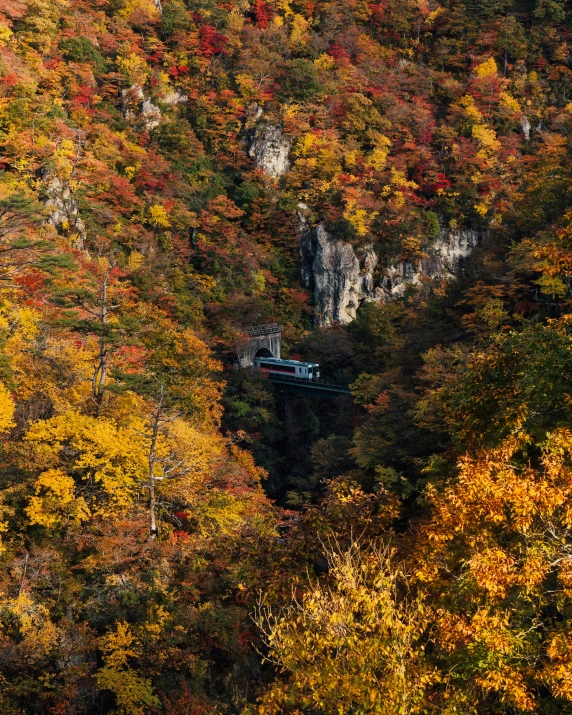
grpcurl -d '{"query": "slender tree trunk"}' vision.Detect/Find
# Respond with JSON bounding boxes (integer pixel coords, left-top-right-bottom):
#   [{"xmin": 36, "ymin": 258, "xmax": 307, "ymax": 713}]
[
  {"xmin": 148, "ymin": 386, "xmax": 164, "ymax": 539},
  {"xmin": 18, "ymin": 552, "xmax": 29, "ymax": 596},
  {"xmin": 148, "ymin": 414, "xmax": 159, "ymax": 538},
  {"xmin": 93, "ymin": 270, "xmax": 110, "ymax": 407},
  {"xmin": 93, "ymin": 338, "xmax": 108, "ymax": 404}
]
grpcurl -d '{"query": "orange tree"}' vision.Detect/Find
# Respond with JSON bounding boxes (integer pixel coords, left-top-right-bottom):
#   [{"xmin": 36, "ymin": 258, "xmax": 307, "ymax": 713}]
[{"xmin": 415, "ymin": 428, "xmax": 572, "ymax": 714}]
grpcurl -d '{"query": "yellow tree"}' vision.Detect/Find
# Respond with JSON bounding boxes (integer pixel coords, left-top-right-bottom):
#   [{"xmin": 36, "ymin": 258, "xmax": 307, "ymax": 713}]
[
  {"xmin": 251, "ymin": 541, "xmax": 437, "ymax": 714},
  {"xmin": 138, "ymin": 382, "xmax": 200, "ymax": 539},
  {"xmin": 24, "ymin": 410, "xmax": 148, "ymax": 527},
  {"xmin": 416, "ymin": 429, "xmax": 572, "ymax": 712},
  {"xmin": 96, "ymin": 621, "xmax": 159, "ymax": 715}
]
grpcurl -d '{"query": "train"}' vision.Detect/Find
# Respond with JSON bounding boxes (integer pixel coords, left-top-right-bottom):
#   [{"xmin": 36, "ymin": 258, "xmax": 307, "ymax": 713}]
[{"xmin": 253, "ymin": 357, "xmax": 320, "ymax": 380}]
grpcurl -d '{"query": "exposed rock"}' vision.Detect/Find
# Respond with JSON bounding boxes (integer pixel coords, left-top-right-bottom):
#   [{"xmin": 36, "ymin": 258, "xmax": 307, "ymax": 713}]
[
  {"xmin": 300, "ymin": 222, "xmax": 480, "ymax": 327},
  {"xmin": 246, "ymin": 103, "xmax": 291, "ymax": 179},
  {"xmin": 249, "ymin": 125, "xmax": 291, "ymax": 178},
  {"xmin": 153, "ymin": 0, "xmax": 162, "ymax": 13},
  {"xmin": 140, "ymin": 97, "xmax": 161, "ymax": 130},
  {"xmin": 300, "ymin": 223, "xmax": 377, "ymax": 327},
  {"xmin": 376, "ymin": 227, "xmax": 479, "ymax": 301},
  {"xmin": 42, "ymin": 172, "xmax": 86, "ymax": 250},
  {"xmin": 297, "ymin": 202, "xmax": 310, "ymax": 227},
  {"xmin": 122, "ymin": 85, "xmax": 161, "ymax": 130},
  {"xmin": 521, "ymin": 114, "xmax": 531, "ymax": 140},
  {"xmin": 397, "ymin": 58, "xmax": 414, "ymax": 70},
  {"xmin": 162, "ymin": 89, "xmax": 188, "ymax": 106},
  {"xmin": 121, "ymin": 84, "xmax": 144, "ymax": 119}
]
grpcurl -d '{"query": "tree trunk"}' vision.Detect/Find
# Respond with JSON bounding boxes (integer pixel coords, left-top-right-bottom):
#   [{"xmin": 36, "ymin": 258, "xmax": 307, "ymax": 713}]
[
  {"xmin": 93, "ymin": 270, "xmax": 111, "ymax": 407},
  {"xmin": 147, "ymin": 386, "xmax": 164, "ymax": 539}
]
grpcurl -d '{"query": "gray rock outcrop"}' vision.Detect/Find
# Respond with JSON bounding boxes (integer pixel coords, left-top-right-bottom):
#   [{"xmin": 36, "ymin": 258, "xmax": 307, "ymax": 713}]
[
  {"xmin": 246, "ymin": 103, "xmax": 291, "ymax": 179},
  {"xmin": 300, "ymin": 223, "xmax": 378, "ymax": 327},
  {"xmin": 43, "ymin": 172, "xmax": 86, "ymax": 249},
  {"xmin": 122, "ymin": 85, "xmax": 161, "ymax": 130},
  {"xmin": 520, "ymin": 114, "xmax": 531, "ymax": 140},
  {"xmin": 140, "ymin": 97, "xmax": 161, "ymax": 130},
  {"xmin": 377, "ymin": 227, "xmax": 480, "ymax": 301},
  {"xmin": 300, "ymin": 222, "xmax": 480, "ymax": 327},
  {"xmin": 162, "ymin": 89, "xmax": 188, "ymax": 106}
]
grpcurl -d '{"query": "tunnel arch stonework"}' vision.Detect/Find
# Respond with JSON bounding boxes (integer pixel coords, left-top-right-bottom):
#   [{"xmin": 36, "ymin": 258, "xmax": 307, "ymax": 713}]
[
  {"xmin": 236, "ymin": 324, "xmax": 282, "ymax": 368},
  {"xmin": 255, "ymin": 347, "xmax": 273, "ymax": 358}
]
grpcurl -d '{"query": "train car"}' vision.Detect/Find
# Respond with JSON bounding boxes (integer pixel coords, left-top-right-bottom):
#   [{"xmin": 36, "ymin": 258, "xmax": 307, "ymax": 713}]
[{"xmin": 253, "ymin": 357, "xmax": 320, "ymax": 380}]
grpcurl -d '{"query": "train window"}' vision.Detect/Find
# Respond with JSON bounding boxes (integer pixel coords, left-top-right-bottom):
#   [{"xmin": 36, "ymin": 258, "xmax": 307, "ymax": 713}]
[{"xmin": 258, "ymin": 362, "xmax": 296, "ymax": 374}]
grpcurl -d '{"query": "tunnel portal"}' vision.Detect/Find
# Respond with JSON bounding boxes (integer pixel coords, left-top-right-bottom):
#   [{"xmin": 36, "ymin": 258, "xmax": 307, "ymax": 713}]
[{"xmin": 236, "ymin": 324, "xmax": 282, "ymax": 368}]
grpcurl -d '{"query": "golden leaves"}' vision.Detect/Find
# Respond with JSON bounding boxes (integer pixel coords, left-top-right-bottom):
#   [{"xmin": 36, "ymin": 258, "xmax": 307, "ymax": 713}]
[
  {"xmin": 314, "ymin": 53, "xmax": 335, "ymax": 71},
  {"xmin": 116, "ymin": 52, "xmax": 149, "ymax": 85},
  {"xmin": 472, "ymin": 124, "xmax": 501, "ymax": 155},
  {"xmin": 455, "ymin": 94, "xmax": 483, "ymax": 126},
  {"xmin": 254, "ymin": 542, "xmax": 438, "ymax": 714},
  {"xmin": 26, "ymin": 468, "xmax": 90, "ymax": 528},
  {"xmin": 365, "ymin": 133, "xmax": 391, "ymax": 172},
  {"xmin": 147, "ymin": 204, "xmax": 171, "ymax": 229},
  {"xmin": 0, "ymin": 23, "xmax": 13, "ymax": 46},
  {"xmin": 25, "ymin": 411, "xmax": 148, "ymax": 517},
  {"xmin": 499, "ymin": 91, "xmax": 522, "ymax": 116},
  {"xmin": 469, "ymin": 548, "xmax": 516, "ymax": 599},
  {"xmin": 289, "ymin": 14, "xmax": 310, "ymax": 45},
  {"xmin": 99, "ymin": 621, "xmax": 140, "ymax": 670},
  {"xmin": 116, "ymin": 0, "xmax": 161, "ymax": 21},
  {"xmin": 0, "ymin": 382, "xmax": 15, "ymax": 433},
  {"xmin": 96, "ymin": 622, "xmax": 159, "ymax": 715},
  {"xmin": 342, "ymin": 188, "xmax": 378, "ymax": 237},
  {"xmin": 417, "ymin": 428, "xmax": 572, "ymax": 707},
  {"xmin": 543, "ymin": 632, "xmax": 572, "ymax": 702},
  {"xmin": 1, "ymin": 592, "xmax": 59, "ymax": 661},
  {"xmin": 474, "ymin": 57, "xmax": 498, "ymax": 79}
]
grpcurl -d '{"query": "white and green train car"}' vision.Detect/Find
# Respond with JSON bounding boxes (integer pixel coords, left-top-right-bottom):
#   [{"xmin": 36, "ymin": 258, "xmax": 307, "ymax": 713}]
[{"xmin": 253, "ymin": 357, "xmax": 320, "ymax": 380}]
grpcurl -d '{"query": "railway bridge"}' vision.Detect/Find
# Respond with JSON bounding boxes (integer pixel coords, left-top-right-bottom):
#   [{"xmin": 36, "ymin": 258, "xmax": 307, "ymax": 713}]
[
  {"xmin": 236, "ymin": 324, "xmax": 351, "ymax": 397},
  {"xmin": 269, "ymin": 373, "xmax": 351, "ymax": 397}
]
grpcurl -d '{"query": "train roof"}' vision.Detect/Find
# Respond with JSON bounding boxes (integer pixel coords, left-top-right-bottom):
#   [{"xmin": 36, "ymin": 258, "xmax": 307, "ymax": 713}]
[{"xmin": 254, "ymin": 357, "xmax": 319, "ymax": 367}]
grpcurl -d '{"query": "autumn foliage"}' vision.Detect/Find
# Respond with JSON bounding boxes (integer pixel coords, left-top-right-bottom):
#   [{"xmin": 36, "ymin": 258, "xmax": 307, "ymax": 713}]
[{"xmin": 0, "ymin": 0, "xmax": 571, "ymax": 712}]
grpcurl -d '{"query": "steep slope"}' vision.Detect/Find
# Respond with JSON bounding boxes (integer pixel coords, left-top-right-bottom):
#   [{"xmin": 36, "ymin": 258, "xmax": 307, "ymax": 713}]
[{"xmin": 0, "ymin": 0, "xmax": 572, "ymax": 713}]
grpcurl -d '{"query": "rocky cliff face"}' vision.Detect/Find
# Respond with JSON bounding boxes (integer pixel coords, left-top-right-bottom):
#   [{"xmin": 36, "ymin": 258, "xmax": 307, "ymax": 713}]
[
  {"xmin": 300, "ymin": 222, "xmax": 480, "ymax": 327},
  {"xmin": 249, "ymin": 124, "xmax": 291, "ymax": 178},
  {"xmin": 162, "ymin": 89, "xmax": 188, "ymax": 106},
  {"xmin": 245, "ymin": 103, "xmax": 291, "ymax": 179},
  {"xmin": 521, "ymin": 114, "xmax": 531, "ymax": 140},
  {"xmin": 377, "ymin": 227, "xmax": 480, "ymax": 302},
  {"xmin": 122, "ymin": 85, "xmax": 162, "ymax": 131},
  {"xmin": 42, "ymin": 171, "xmax": 86, "ymax": 249},
  {"xmin": 300, "ymin": 223, "xmax": 378, "ymax": 327}
]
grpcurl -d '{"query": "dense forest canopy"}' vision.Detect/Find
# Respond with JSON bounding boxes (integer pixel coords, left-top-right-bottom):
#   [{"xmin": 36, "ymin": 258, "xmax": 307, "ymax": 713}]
[{"xmin": 1, "ymin": 0, "xmax": 572, "ymax": 712}]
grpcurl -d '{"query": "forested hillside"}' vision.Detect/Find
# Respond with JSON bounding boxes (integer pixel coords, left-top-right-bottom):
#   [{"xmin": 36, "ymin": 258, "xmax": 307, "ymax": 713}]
[{"xmin": 1, "ymin": 0, "xmax": 572, "ymax": 712}]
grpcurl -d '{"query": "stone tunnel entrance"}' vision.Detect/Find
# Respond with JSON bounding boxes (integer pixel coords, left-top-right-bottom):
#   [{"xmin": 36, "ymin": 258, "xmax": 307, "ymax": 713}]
[
  {"xmin": 255, "ymin": 348, "xmax": 274, "ymax": 358},
  {"xmin": 236, "ymin": 324, "xmax": 282, "ymax": 368}
]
